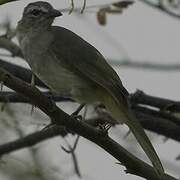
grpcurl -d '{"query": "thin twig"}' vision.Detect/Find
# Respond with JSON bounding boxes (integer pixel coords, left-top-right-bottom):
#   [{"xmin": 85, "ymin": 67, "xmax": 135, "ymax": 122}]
[
  {"xmin": 61, "ymin": 136, "xmax": 81, "ymax": 177},
  {"xmin": 80, "ymin": 0, "xmax": 86, "ymax": 13}
]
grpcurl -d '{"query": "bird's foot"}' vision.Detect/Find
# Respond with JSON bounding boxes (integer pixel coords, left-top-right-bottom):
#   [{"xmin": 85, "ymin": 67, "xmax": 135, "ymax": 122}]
[{"xmin": 98, "ymin": 123, "xmax": 112, "ymax": 136}]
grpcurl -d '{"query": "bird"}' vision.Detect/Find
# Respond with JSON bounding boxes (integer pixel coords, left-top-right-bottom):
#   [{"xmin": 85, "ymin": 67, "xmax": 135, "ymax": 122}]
[{"xmin": 16, "ymin": 1, "xmax": 164, "ymax": 177}]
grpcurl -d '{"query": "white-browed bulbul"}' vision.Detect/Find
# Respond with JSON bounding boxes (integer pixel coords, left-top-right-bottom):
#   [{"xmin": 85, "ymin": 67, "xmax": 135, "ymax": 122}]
[{"xmin": 16, "ymin": 1, "xmax": 164, "ymax": 176}]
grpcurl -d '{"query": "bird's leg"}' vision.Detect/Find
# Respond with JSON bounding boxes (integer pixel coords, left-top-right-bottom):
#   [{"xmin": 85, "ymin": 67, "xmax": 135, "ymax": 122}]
[{"xmin": 95, "ymin": 104, "xmax": 113, "ymax": 133}]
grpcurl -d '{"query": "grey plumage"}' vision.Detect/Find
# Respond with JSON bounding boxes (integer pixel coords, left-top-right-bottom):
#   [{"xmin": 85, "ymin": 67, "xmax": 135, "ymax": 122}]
[{"xmin": 16, "ymin": 1, "xmax": 164, "ymax": 177}]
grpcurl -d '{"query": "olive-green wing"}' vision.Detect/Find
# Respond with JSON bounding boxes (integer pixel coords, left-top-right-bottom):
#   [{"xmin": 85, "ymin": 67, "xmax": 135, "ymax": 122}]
[{"xmin": 50, "ymin": 26, "xmax": 129, "ymax": 106}]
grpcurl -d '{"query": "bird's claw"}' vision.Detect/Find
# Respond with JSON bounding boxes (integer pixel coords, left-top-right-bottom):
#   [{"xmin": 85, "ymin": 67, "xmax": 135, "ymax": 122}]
[{"xmin": 98, "ymin": 123, "xmax": 112, "ymax": 135}]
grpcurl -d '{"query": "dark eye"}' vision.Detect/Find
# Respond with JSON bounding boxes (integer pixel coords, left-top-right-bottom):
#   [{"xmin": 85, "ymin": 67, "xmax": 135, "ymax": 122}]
[{"xmin": 31, "ymin": 9, "xmax": 42, "ymax": 16}]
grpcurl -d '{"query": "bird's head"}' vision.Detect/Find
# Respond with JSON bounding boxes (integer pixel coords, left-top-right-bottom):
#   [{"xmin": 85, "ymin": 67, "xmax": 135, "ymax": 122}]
[{"xmin": 18, "ymin": 1, "xmax": 62, "ymax": 30}]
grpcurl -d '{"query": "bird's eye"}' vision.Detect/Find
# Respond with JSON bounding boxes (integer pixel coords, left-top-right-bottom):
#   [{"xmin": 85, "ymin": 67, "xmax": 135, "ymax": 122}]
[{"xmin": 31, "ymin": 9, "xmax": 42, "ymax": 16}]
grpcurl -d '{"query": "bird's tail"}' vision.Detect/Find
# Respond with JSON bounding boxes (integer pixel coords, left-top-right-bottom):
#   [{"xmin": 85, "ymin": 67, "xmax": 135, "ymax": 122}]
[{"xmin": 103, "ymin": 94, "xmax": 164, "ymax": 177}]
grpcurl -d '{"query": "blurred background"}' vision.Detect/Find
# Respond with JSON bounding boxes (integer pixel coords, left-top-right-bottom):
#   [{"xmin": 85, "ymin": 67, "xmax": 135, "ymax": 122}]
[{"xmin": 0, "ymin": 0, "xmax": 180, "ymax": 179}]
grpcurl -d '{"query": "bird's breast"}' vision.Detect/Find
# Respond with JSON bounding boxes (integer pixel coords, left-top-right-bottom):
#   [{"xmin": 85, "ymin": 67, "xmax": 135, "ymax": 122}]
[
  {"xmin": 31, "ymin": 53, "xmax": 84, "ymax": 93},
  {"xmin": 19, "ymin": 33, "xmax": 101, "ymax": 104}
]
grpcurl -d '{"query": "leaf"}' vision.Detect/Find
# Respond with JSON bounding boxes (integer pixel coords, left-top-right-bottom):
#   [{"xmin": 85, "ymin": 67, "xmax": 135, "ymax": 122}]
[
  {"xmin": 97, "ymin": 10, "xmax": 107, "ymax": 25},
  {"xmin": 96, "ymin": 1, "xmax": 134, "ymax": 26}
]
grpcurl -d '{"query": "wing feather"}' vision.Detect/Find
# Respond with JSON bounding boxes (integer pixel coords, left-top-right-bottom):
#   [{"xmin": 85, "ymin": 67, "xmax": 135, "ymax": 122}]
[{"xmin": 50, "ymin": 26, "xmax": 129, "ymax": 106}]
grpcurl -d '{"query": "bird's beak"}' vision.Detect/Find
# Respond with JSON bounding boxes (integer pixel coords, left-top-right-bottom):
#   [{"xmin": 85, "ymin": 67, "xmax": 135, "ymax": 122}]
[{"xmin": 49, "ymin": 9, "xmax": 62, "ymax": 17}]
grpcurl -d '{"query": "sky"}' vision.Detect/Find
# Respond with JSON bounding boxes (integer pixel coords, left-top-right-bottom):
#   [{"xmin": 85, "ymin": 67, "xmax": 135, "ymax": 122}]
[{"xmin": 0, "ymin": 0, "xmax": 180, "ymax": 180}]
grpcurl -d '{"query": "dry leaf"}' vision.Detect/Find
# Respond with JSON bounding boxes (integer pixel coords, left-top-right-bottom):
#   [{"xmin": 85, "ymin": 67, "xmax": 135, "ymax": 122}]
[
  {"xmin": 97, "ymin": 10, "xmax": 107, "ymax": 25},
  {"xmin": 96, "ymin": 0, "xmax": 134, "ymax": 26}
]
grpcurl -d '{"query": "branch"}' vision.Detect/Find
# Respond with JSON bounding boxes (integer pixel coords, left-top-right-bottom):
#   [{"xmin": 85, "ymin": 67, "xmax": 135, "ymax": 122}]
[
  {"xmin": 0, "ymin": 36, "xmax": 23, "ymax": 58},
  {"xmin": 0, "ymin": 68, "xmax": 177, "ymax": 180},
  {"xmin": 0, "ymin": 126, "xmax": 67, "ymax": 155},
  {"xmin": 131, "ymin": 90, "xmax": 180, "ymax": 112},
  {"xmin": 0, "ymin": 125, "xmax": 176, "ymax": 180},
  {"xmin": 134, "ymin": 106, "xmax": 180, "ymax": 142},
  {"xmin": 0, "ymin": 59, "xmax": 47, "ymax": 88},
  {"xmin": 0, "ymin": 91, "xmax": 72, "ymax": 103}
]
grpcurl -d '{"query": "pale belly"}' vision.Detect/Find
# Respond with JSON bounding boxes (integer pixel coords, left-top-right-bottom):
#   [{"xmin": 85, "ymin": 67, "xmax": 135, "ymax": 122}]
[{"xmin": 27, "ymin": 53, "xmax": 100, "ymax": 104}]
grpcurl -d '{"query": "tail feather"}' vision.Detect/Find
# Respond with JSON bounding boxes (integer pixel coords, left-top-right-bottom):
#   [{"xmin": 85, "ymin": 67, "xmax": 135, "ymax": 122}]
[
  {"xmin": 125, "ymin": 107, "xmax": 164, "ymax": 175},
  {"xmin": 103, "ymin": 94, "xmax": 164, "ymax": 176}
]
